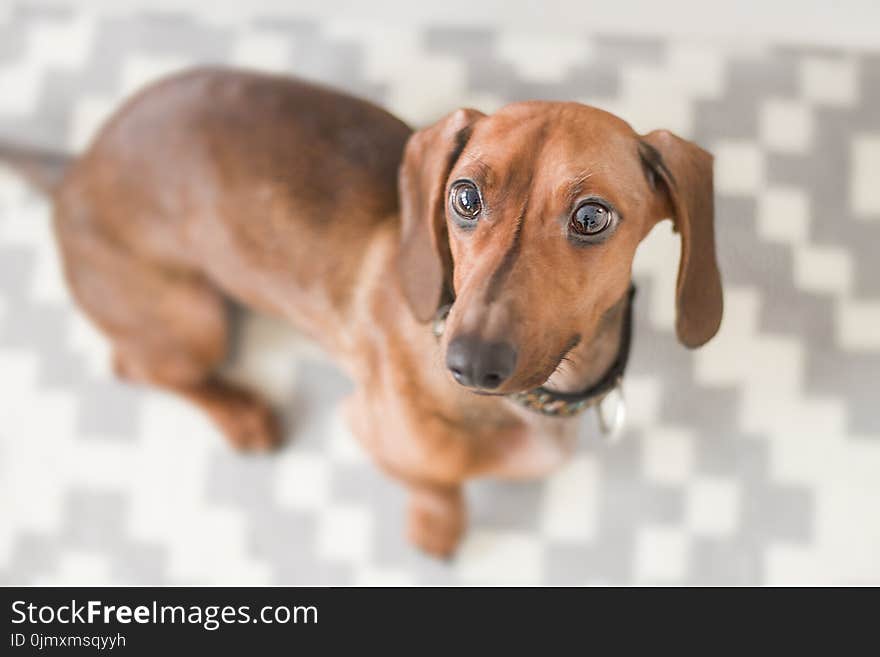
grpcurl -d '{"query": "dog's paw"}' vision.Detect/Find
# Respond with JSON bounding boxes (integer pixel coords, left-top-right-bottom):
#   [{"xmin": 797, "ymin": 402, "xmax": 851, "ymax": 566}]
[
  {"xmin": 212, "ymin": 392, "xmax": 282, "ymax": 452},
  {"xmin": 406, "ymin": 490, "xmax": 465, "ymax": 559}
]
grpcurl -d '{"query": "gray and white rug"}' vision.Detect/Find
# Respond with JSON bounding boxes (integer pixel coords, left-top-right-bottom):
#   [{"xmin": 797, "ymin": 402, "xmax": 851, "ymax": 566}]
[{"xmin": 1, "ymin": 3, "xmax": 879, "ymax": 585}]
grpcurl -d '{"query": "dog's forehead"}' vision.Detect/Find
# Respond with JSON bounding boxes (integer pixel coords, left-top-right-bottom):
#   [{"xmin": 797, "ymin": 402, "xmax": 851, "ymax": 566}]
[
  {"xmin": 465, "ymin": 102, "xmax": 639, "ymax": 171},
  {"xmin": 456, "ymin": 102, "xmax": 644, "ymax": 203}
]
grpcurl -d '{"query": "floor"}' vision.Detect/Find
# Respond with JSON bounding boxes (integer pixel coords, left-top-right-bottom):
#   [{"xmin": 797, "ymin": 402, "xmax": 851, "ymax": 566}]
[{"xmin": 1, "ymin": 3, "xmax": 879, "ymax": 585}]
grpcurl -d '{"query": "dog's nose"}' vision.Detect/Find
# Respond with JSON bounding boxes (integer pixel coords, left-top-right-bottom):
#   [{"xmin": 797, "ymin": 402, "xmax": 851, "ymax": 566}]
[{"xmin": 446, "ymin": 335, "xmax": 517, "ymax": 390}]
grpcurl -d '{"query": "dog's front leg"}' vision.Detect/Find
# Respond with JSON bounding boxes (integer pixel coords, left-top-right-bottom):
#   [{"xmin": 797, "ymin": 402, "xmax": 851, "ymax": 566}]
[
  {"xmin": 406, "ymin": 483, "xmax": 466, "ymax": 559},
  {"xmin": 341, "ymin": 391, "xmax": 468, "ymax": 557}
]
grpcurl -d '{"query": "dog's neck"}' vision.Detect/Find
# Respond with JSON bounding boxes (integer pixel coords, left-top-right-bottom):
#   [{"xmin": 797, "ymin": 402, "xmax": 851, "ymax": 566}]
[{"xmin": 541, "ymin": 291, "xmax": 629, "ymax": 395}]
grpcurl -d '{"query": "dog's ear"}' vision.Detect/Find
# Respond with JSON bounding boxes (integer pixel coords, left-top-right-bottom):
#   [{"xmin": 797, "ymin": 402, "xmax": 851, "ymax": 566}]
[
  {"xmin": 640, "ymin": 129, "xmax": 723, "ymax": 348},
  {"xmin": 398, "ymin": 108, "xmax": 485, "ymax": 322}
]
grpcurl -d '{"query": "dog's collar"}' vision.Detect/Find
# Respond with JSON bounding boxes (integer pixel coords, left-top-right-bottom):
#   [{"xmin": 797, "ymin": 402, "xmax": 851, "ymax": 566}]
[{"xmin": 433, "ymin": 285, "xmax": 636, "ymax": 431}]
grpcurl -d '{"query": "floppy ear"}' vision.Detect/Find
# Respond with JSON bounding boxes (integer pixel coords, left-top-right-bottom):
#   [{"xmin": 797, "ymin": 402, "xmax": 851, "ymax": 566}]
[
  {"xmin": 640, "ymin": 129, "xmax": 723, "ymax": 348},
  {"xmin": 398, "ymin": 108, "xmax": 485, "ymax": 322}
]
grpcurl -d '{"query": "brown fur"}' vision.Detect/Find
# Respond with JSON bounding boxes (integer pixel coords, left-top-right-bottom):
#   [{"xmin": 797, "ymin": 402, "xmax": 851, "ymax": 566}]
[{"xmin": 3, "ymin": 68, "xmax": 722, "ymax": 556}]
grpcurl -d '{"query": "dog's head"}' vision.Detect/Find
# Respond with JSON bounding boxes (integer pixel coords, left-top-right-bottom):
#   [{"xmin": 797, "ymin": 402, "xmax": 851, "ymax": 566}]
[{"xmin": 398, "ymin": 102, "xmax": 721, "ymax": 393}]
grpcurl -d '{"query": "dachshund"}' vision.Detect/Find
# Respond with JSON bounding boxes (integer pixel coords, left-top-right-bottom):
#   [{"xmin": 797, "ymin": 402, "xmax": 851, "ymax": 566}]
[{"xmin": 0, "ymin": 68, "xmax": 721, "ymax": 556}]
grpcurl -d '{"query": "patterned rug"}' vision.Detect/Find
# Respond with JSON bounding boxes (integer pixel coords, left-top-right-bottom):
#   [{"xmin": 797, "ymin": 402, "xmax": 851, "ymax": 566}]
[{"xmin": 1, "ymin": 3, "xmax": 878, "ymax": 585}]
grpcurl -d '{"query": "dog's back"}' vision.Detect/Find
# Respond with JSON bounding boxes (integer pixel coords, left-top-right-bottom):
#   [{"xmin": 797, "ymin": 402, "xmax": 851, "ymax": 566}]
[
  {"xmin": 0, "ymin": 69, "xmax": 418, "ymax": 451},
  {"xmin": 56, "ymin": 68, "xmax": 412, "ymax": 325}
]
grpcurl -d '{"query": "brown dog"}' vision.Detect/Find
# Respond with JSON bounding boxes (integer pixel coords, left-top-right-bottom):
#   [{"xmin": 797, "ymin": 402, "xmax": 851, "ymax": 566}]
[{"xmin": 1, "ymin": 68, "xmax": 721, "ymax": 556}]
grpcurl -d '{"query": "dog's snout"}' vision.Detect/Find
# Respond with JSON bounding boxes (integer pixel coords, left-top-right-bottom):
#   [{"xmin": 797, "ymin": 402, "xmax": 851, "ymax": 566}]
[{"xmin": 446, "ymin": 335, "xmax": 517, "ymax": 390}]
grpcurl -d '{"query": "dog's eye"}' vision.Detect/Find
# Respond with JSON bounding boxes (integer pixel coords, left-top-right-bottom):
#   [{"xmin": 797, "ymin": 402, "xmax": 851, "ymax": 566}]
[
  {"xmin": 570, "ymin": 201, "xmax": 612, "ymax": 236},
  {"xmin": 450, "ymin": 181, "xmax": 482, "ymax": 220}
]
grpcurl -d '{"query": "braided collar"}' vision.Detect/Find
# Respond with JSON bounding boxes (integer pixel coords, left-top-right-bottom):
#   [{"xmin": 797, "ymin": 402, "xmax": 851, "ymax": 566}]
[{"xmin": 433, "ymin": 285, "xmax": 636, "ymax": 419}]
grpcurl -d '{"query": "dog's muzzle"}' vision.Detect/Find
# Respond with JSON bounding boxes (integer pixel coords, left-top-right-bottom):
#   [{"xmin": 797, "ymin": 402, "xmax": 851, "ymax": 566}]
[{"xmin": 432, "ymin": 285, "xmax": 636, "ymax": 441}]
